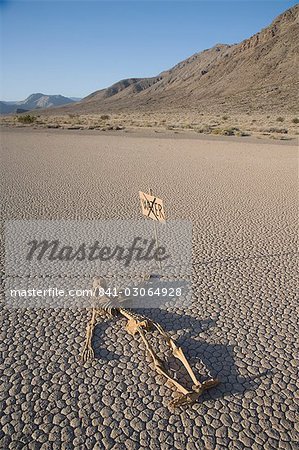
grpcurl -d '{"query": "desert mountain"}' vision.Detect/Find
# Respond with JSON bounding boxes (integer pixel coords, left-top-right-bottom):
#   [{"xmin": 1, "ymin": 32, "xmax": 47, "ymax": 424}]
[
  {"xmin": 0, "ymin": 102, "xmax": 17, "ymax": 114},
  {"xmin": 0, "ymin": 93, "xmax": 75, "ymax": 114},
  {"xmin": 34, "ymin": 5, "xmax": 299, "ymax": 115}
]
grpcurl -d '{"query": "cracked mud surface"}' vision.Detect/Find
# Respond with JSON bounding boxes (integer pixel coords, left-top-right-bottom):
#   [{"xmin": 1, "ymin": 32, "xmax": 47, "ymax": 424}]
[{"xmin": 1, "ymin": 129, "xmax": 298, "ymax": 449}]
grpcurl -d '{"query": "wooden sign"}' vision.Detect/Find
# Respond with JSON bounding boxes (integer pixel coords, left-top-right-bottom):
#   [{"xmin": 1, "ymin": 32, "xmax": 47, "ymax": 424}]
[{"xmin": 139, "ymin": 191, "xmax": 166, "ymax": 223}]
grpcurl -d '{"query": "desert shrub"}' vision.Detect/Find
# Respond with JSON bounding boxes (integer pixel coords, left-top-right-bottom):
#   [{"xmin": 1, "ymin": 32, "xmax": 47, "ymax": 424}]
[
  {"xmin": 222, "ymin": 115, "xmax": 228, "ymax": 120},
  {"xmin": 100, "ymin": 114, "xmax": 110, "ymax": 120},
  {"xmin": 292, "ymin": 117, "xmax": 299, "ymax": 124},
  {"xmin": 235, "ymin": 130, "xmax": 250, "ymax": 137},
  {"xmin": 268, "ymin": 127, "xmax": 288, "ymax": 134},
  {"xmin": 276, "ymin": 117, "xmax": 284, "ymax": 122},
  {"xmin": 17, "ymin": 114, "xmax": 36, "ymax": 124},
  {"xmin": 222, "ymin": 128, "xmax": 236, "ymax": 136},
  {"xmin": 211, "ymin": 127, "xmax": 240, "ymax": 136},
  {"xmin": 223, "ymin": 127, "xmax": 239, "ymax": 135},
  {"xmin": 196, "ymin": 125, "xmax": 212, "ymax": 134},
  {"xmin": 211, "ymin": 128, "xmax": 223, "ymax": 135}
]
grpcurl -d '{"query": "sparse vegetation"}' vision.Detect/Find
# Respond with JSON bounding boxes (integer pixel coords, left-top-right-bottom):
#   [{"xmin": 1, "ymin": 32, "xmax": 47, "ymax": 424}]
[
  {"xmin": 222, "ymin": 115, "xmax": 228, "ymax": 120},
  {"xmin": 212, "ymin": 127, "xmax": 239, "ymax": 136},
  {"xmin": 235, "ymin": 130, "xmax": 250, "ymax": 137},
  {"xmin": 194, "ymin": 125, "xmax": 249, "ymax": 137},
  {"xmin": 268, "ymin": 127, "xmax": 288, "ymax": 134},
  {"xmin": 195, "ymin": 125, "xmax": 211, "ymax": 134},
  {"xmin": 17, "ymin": 114, "xmax": 36, "ymax": 124},
  {"xmin": 276, "ymin": 117, "xmax": 284, "ymax": 122},
  {"xmin": 0, "ymin": 111, "xmax": 294, "ymax": 140}
]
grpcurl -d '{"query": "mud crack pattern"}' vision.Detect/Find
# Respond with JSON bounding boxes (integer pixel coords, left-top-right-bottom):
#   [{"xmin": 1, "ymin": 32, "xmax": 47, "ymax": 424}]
[{"xmin": 1, "ymin": 129, "xmax": 298, "ymax": 449}]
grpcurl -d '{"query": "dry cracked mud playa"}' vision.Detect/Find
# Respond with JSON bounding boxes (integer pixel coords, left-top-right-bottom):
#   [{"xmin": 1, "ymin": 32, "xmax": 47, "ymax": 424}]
[{"xmin": 0, "ymin": 128, "xmax": 298, "ymax": 449}]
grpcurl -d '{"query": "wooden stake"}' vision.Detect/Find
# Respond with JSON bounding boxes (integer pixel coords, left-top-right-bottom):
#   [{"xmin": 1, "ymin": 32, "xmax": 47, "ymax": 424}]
[{"xmin": 149, "ymin": 188, "xmax": 162, "ymax": 273}]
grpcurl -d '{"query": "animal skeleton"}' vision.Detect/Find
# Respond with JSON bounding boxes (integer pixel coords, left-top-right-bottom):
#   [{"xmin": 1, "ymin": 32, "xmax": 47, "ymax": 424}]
[{"xmin": 82, "ymin": 277, "xmax": 218, "ymax": 407}]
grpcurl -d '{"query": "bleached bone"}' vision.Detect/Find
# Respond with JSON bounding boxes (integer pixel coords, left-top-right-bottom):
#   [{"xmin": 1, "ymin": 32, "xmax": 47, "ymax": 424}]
[{"xmin": 81, "ymin": 277, "xmax": 219, "ymax": 407}]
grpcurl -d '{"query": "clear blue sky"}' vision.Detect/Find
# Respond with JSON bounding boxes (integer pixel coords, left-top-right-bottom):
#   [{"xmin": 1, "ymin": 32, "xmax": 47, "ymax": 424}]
[{"xmin": 0, "ymin": 0, "xmax": 297, "ymax": 100}]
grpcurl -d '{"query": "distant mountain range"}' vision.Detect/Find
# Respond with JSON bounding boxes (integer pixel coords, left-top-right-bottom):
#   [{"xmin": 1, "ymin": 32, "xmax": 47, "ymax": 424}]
[
  {"xmin": 44, "ymin": 4, "xmax": 298, "ymax": 116},
  {"xmin": 2, "ymin": 5, "xmax": 298, "ymax": 117},
  {"xmin": 0, "ymin": 93, "xmax": 78, "ymax": 114}
]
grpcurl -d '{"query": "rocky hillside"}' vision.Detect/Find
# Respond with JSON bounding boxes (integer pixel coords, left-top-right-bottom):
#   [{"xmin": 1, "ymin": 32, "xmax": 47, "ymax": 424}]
[{"xmin": 34, "ymin": 5, "xmax": 299, "ymax": 115}]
